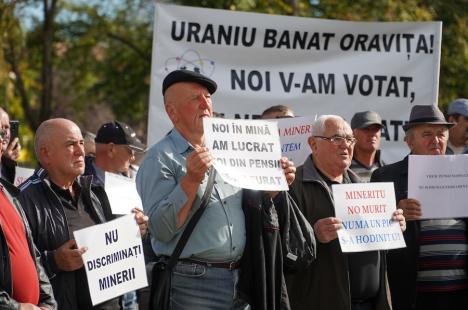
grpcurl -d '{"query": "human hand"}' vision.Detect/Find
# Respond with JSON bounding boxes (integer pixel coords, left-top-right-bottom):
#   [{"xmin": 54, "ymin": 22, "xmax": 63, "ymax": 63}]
[
  {"xmin": 54, "ymin": 239, "xmax": 87, "ymax": 271},
  {"xmin": 397, "ymin": 199, "xmax": 421, "ymax": 221},
  {"xmin": 132, "ymin": 207, "xmax": 149, "ymax": 236},
  {"xmin": 184, "ymin": 146, "xmax": 212, "ymax": 185},
  {"xmin": 313, "ymin": 217, "xmax": 342, "ymax": 243},
  {"xmin": 5, "ymin": 137, "xmax": 21, "ymax": 161},
  {"xmin": 280, "ymin": 157, "xmax": 296, "ymax": 186},
  {"xmin": 392, "ymin": 209, "xmax": 406, "ymax": 232},
  {"xmin": 19, "ymin": 303, "xmax": 41, "ymax": 310}
]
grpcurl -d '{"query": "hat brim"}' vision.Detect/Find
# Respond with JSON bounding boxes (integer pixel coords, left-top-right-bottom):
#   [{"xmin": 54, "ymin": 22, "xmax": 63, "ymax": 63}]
[
  {"xmin": 354, "ymin": 122, "xmax": 384, "ymax": 129},
  {"xmin": 128, "ymin": 142, "xmax": 147, "ymax": 153},
  {"xmin": 403, "ymin": 121, "xmax": 455, "ymax": 132}
]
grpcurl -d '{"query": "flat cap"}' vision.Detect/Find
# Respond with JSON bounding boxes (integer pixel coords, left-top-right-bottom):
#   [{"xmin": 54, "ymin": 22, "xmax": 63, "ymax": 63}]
[
  {"xmin": 351, "ymin": 111, "xmax": 383, "ymax": 130},
  {"xmin": 162, "ymin": 69, "xmax": 217, "ymax": 95}
]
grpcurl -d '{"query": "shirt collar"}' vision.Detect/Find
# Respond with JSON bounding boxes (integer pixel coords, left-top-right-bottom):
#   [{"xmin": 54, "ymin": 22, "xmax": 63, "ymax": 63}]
[{"xmin": 169, "ymin": 128, "xmax": 195, "ymax": 155}]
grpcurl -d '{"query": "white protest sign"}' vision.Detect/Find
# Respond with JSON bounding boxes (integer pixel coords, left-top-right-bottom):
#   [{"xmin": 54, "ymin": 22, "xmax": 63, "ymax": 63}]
[
  {"xmin": 14, "ymin": 166, "xmax": 34, "ymax": 187},
  {"xmin": 275, "ymin": 115, "xmax": 315, "ymax": 167},
  {"xmin": 149, "ymin": 3, "xmax": 442, "ymax": 163},
  {"xmin": 408, "ymin": 155, "xmax": 468, "ymax": 219},
  {"xmin": 74, "ymin": 215, "xmax": 148, "ymax": 305},
  {"xmin": 203, "ymin": 118, "xmax": 288, "ymax": 191},
  {"xmin": 104, "ymin": 172, "xmax": 143, "ymax": 214},
  {"xmin": 332, "ymin": 182, "xmax": 405, "ymax": 252}
]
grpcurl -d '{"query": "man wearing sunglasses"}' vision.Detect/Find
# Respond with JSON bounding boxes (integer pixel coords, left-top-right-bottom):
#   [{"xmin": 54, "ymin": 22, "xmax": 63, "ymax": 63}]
[{"xmin": 287, "ymin": 115, "xmax": 405, "ymax": 310}]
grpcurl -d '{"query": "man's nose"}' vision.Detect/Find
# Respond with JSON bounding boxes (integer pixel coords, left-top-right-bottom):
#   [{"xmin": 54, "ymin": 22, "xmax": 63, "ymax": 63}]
[
  {"xmin": 199, "ymin": 95, "xmax": 211, "ymax": 108},
  {"xmin": 76, "ymin": 145, "xmax": 85, "ymax": 156}
]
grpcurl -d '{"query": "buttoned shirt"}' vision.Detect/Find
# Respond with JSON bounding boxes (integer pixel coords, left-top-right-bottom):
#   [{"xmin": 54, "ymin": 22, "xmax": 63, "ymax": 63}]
[{"xmin": 136, "ymin": 129, "xmax": 245, "ymax": 261}]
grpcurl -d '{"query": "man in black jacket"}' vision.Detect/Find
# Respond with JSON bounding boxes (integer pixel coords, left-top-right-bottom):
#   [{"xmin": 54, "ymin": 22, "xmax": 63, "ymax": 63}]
[
  {"xmin": 371, "ymin": 105, "xmax": 468, "ymax": 310},
  {"xmin": 18, "ymin": 118, "xmax": 147, "ymax": 310}
]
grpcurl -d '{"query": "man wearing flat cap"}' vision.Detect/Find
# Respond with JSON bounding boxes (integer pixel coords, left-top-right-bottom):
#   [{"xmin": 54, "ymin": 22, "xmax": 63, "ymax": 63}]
[
  {"xmin": 446, "ymin": 98, "xmax": 468, "ymax": 155},
  {"xmin": 136, "ymin": 69, "xmax": 296, "ymax": 309},
  {"xmin": 371, "ymin": 105, "xmax": 468, "ymax": 310},
  {"xmin": 350, "ymin": 111, "xmax": 385, "ymax": 182}
]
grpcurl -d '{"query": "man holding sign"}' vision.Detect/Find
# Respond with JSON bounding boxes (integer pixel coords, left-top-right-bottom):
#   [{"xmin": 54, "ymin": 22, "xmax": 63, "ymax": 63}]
[
  {"xmin": 18, "ymin": 119, "xmax": 148, "ymax": 310},
  {"xmin": 137, "ymin": 69, "xmax": 296, "ymax": 309},
  {"xmin": 371, "ymin": 105, "xmax": 468, "ymax": 310},
  {"xmin": 288, "ymin": 115, "xmax": 405, "ymax": 310}
]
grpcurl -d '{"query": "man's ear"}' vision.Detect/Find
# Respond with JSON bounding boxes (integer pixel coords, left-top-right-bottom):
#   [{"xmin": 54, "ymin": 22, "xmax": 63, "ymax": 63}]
[
  {"xmin": 308, "ymin": 136, "xmax": 317, "ymax": 153},
  {"xmin": 448, "ymin": 115, "xmax": 457, "ymax": 124},
  {"xmin": 39, "ymin": 145, "xmax": 51, "ymax": 166},
  {"xmin": 165, "ymin": 103, "xmax": 178, "ymax": 124},
  {"xmin": 107, "ymin": 143, "xmax": 115, "ymax": 158}
]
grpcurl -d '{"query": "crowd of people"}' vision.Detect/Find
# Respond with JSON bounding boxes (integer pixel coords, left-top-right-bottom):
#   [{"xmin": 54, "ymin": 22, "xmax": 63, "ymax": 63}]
[{"xmin": 0, "ymin": 68, "xmax": 466, "ymax": 310}]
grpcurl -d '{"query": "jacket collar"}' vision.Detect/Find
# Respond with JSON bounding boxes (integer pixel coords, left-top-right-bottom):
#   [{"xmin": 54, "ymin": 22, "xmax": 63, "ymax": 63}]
[
  {"xmin": 302, "ymin": 155, "xmax": 360, "ymax": 185},
  {"xmin": 0, "ymin": 178, "xmax": 20, "ymax": 197},
  {"xmin": 32, "ymin": 166, "xmax": 93, "ymax": 191}
]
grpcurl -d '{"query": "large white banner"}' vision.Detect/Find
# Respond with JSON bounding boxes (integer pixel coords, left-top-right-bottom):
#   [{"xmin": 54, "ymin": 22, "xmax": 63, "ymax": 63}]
[{"xmin": 149, "ymin": 3, "xmax": 441, "ymax": 163}]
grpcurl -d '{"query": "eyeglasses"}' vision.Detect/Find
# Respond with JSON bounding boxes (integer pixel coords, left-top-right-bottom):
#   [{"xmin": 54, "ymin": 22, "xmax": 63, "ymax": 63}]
[{"xmin": 314, "ymin": 135, "xmax": 357, "ymax": 146}]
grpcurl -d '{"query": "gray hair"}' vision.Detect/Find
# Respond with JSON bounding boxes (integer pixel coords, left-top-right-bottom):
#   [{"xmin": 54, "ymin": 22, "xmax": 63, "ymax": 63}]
[{"xmin": 313, "ymin": 115, "xmax": 345, "ymax": 136}]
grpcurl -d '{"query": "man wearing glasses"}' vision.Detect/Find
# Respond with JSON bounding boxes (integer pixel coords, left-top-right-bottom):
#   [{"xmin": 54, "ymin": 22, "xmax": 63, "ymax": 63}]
[{"xmin": 286, "ymin": 115, "xmax": 405, "ymax": 310}]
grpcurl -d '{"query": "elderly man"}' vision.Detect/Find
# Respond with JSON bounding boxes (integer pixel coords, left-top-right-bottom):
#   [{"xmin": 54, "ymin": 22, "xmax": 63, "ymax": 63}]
[
  {"xmin": 371, "ymin": 105, "xmax": 468, "ymax": 310},
  {"xmin": 86, "ymin": 121, "xmax": 146, "ymax": 183},
  {"xmin": 19, "ymin": 118, "xmax": 147, "ymax": 310},
  {"xmin": 445, "ymin": 98, "xmax": 468, "ymax": 154},
  {"xmin": 0, "ymin": 108, "xmax": 21, "ymax": 183},
  {"xmin": 350, "ymin": 111, "xmax": 385, "ymax": 182},
  {"xmin": 0, "ymin": 128, "xmax": 56, "ymax": 310},
  {"xmin": 287, "ymin": 115, "xmax": 405, "ymax": 310},
  {"xmin": 136, "ymin": 69, "xmax": 295, "ymax": 309},
  {"xmin": 84, "ymin": 121, "xmax": 147, "ymax": 310}
]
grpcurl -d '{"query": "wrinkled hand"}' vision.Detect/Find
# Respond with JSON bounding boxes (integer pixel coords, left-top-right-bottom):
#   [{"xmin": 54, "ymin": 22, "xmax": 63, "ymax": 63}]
[
  {"xmin": 280, "ymin": 157, "xmax": 296, "ymax": 186},
  {"xmin": 185, "ymin": 146, "xmax": 212, "ymax": 185},
  {"xmin": 392, "ymin": 209, "xmax": 406, "ymax": 232},
  {"xmin": 5, "ymin": 137, "xmax": 21, "ymax": 161},
  {"xmin": 132, "ymin": 207, "xmax": 149, "ymax": 236},
  {"xmin": 397, "ymin": 199, "xmax": 421, "ymax": 221},
  {"xmin": 54, "ymin": 239, "xmax": 86, "ymax": 271},
  {"xmin": 313, "ymin": 217, "xmax": 342, "ymax": 243}
]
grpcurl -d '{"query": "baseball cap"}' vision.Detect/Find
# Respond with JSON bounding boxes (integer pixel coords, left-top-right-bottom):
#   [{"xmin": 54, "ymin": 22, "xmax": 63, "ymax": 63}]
[
  {"xmin": 447, "ymin": 98, "xmax": 468, "ymax": 117},
  {"xmin": 162, "ymin": 69, "xmax": 217, "ymax": 95},
  {"xmin": 350, "ymin": 111, "xmax": 383, "ymax": 130},
  {"xmin": 95, "ymin": 121, "xmax": 146, "ymax": 152}
]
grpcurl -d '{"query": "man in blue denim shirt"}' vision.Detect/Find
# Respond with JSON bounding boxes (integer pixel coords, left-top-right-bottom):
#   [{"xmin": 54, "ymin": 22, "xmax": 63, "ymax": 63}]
[{"xmin": 136, "ymin": 69, "xmax": 295, "ymax": 309}]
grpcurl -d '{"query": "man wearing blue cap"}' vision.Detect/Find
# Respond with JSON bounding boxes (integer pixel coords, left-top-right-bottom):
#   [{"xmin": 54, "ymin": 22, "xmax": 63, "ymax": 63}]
[
  {"xmin": 446, "ymin": 98, "xmax": 468, "ymax": 154},
  {"xmin": 371, "ymin": 105, "xmax": 468, "ymax": 310},
  {"xmin": 137, "ymin": 69, "xmax": 295, "ymax": 309}
]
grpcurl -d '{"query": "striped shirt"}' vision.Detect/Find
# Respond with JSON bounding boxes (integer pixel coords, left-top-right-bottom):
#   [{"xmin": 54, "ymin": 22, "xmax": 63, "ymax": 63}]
[
  {"xmin": 350, "ymin": 150, "xmax": 385, "ymax": 182},
  {"xmin": 417, "ymin": 219, "xmax": 468, "ymax": 292}
]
